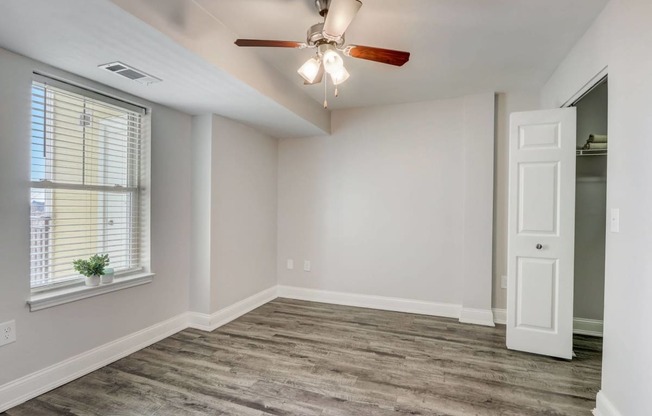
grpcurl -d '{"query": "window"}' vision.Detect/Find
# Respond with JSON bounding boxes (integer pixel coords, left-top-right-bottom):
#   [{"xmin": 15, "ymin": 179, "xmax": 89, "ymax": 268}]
[{"xmin": 30, "ymin": 75, "xmax": 148, "ymax": 290}]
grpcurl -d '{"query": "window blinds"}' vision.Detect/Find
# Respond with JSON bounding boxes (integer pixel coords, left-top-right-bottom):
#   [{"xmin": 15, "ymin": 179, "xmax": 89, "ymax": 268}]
[{"xmin": 30, "ymin": 76, "xmax": 146, "ymax": 289}]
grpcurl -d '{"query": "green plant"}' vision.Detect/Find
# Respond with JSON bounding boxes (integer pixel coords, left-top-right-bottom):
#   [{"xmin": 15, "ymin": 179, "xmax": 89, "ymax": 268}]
[{"xmin": 73, "ymin": 254, "xmax": 110, "ymax": 277}]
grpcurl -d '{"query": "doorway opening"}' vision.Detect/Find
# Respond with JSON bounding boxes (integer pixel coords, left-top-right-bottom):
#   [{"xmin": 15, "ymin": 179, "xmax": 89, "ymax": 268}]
[{"xmin": 570, "ymin": 77, "xmax": 607, "ymax": 340}]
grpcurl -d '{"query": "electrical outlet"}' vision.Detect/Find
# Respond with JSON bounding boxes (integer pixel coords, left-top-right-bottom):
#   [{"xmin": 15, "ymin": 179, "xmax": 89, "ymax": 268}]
[
  {"xmin": 501, "ymin": 275, "xmax": 508, "ymax": 289},
  {"xmin": 286, "ymin": 259, "xmax": 294, "ymax": 270},
  {"xmin": 303, "ymin": 260, "xmax": 311, "ymax": 272},
  {"xmin": 0, "ymin": 320, "xmax": 16, "ymax": 347}
]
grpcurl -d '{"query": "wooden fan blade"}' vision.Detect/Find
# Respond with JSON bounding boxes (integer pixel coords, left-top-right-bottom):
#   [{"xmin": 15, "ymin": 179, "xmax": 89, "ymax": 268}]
[
  {"xmin": 235, "ymin": 39, "xmax": 305, "ymax": 48},
  {"xmin": 345, "ymin": 45, "xmax": 411, "ymax": 67},
  {"xmin": 323, "ymin": 0, "xmax": 362, "ymax": 38}
]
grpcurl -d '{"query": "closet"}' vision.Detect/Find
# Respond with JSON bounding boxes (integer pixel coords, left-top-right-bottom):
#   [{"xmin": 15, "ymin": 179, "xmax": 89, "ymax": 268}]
[{"xmin": 573, "ymin": 79, "xmax": 608, "ymax": 332}]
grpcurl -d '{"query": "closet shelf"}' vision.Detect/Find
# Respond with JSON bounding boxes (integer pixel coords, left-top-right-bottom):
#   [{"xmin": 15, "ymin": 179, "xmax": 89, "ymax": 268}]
[{"xmin": 576, "ymin": 149, "xmax": 607, "ymax": 156}]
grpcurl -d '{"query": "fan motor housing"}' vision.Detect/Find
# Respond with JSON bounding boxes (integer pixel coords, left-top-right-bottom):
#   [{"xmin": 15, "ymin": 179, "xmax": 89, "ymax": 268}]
[{"xmin": 307, "ymin": 22, "xmax": 344, "ymax": 47}]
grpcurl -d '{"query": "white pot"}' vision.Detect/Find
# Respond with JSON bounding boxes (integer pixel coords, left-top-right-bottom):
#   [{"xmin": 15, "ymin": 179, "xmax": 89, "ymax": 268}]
[
  {"xmin": 85, "ymin": 275, "xmax": 100, "ymax": 287},
  {"xmin": 100, "ymin": 273, "xmax": 114, "ymax": 284}
]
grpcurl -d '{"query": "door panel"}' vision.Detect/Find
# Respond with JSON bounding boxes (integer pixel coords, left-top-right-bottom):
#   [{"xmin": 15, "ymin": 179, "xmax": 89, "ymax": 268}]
[
  {"xmin": 516, "ymin": 257, "xmax": 557, "ymax": 330},
  {"xmin": 518, "ymin": 123, "xmax": 561, "ymax": 149},
  {"xmin": 507, "ymin": 108, "xmax": 576, "ymax": 359},
  {"xmin": 518, "ymin": 162, "xmax": 559, "ymax": 234}
]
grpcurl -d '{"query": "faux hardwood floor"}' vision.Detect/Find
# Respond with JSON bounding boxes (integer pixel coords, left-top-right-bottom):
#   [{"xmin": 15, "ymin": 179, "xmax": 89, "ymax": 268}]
[{"xmin": 5, "ymin": 299, "xmax": 602, "ymax": 415}]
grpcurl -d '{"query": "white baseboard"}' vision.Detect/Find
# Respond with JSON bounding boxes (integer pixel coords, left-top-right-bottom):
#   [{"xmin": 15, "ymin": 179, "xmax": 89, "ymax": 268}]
[
  {"xmin": 11, "ymin": 286, "xmax": 596, "ymax": 414},
  {"xmin": 492, "ymin": 308, "xmax": 507, "ymax": 324},
  {"xmin": 593, "ymin": 391, "xmax": 623, "ymax": 416},
  {"xmin": 0, "ymin": 312, "xmax": 188, "ymax": 413},
  {"xmin": 0, "ymin": 285, "xmax": 279, "ymax": 413},
  {"xmin": 459, "ymin": 308, "xmax": 495, "ymax": 327},
  {"xmin": 490, "ymin": 309, "xmax": 603, "ymax": 337},
  {"xmin": 187, "ymin": 286, "xmax": 278, "ymax": 332},
  {"xmin": 574, "ymin": 317, "xmax": 603, "ymax": 337},
  {"xmin": 277, "ymin": 285, "xmax": 462, "ymax": 319}
]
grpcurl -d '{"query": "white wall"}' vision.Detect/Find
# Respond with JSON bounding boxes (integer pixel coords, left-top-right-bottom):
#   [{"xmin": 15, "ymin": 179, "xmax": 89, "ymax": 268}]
[
  {"xmin": 492, "ymin": 91, "xmax": 541, "ymax": 310},
  {"xmin": 278, "ymin": 95, "xmax": 495, "ymax": 315},
  {"xmin": 0, "ymin": 48, "xmax": 192, "ymax": 384},
  {"xmin": 461, "ymin": 94, "xmax": 496, "ymax": 317},
  {"xmin": 190, "ymin": 115, "xmax": 213, "ymax": 314},
  {"xmin": 190, "ymin": 114, "xmax": 278, "ymax": 314},
  {"xmin": 210, "ymin": 115, "xmax": 278, "ymax": 310},
  {"xmin": 543, "ymin": 1, "xmax": 652, "ymax": 414}
]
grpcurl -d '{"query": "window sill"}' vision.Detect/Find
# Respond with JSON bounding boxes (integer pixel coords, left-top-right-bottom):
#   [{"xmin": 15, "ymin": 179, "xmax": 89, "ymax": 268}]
[{"xmin": 27, "ymin": 273, "xmax": 154, "ymax": 312}]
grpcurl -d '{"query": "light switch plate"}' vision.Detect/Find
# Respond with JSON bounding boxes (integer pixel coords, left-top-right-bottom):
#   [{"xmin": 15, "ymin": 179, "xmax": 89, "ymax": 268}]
[
  {"xmin": 0, "ymin": 320, "xmax": 16, "ymax": 347},
  {"xmin": 501, "ymin": 275, "xmax": 508, "ymax": 289},
  {"xmin": 286, "ymin": 259, "xmax": 294, "ymax": 270},
  {"xmin": 303, "ymin": 260, "xmax": 311, "ymax": 272}
]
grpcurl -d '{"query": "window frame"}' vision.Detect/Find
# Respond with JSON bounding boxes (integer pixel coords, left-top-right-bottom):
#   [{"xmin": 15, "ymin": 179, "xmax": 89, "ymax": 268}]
[{"xmin": 29, "ymin": 73, "xmax": 151, "ymax": 294}]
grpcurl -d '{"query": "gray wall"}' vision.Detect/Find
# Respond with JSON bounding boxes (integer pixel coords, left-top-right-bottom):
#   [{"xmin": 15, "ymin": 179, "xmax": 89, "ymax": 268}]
[
  {"xmin": 211, "ymin": 115, "xmax": 278, "ymax": 311},
  {"xmin": 492, "ymin": 91, "xmax": 541, "ymax": 310},
  {"xmin": 277, "ymin": 94, "xmax": 494, "ymax": 313},
  {"xmin": 574, "ymin": 81, "xmax": 608, "ymax": 320},
  {"xmin": 543, "ymin": 1, "xmax": 652, "ymax": 413},
  {"xmin": 190, "ymin": 114, "xmax": 278, "ymax": 314},
  {"xmin": 0, "ymin": 48, "xmax": 193, "ymax": 384}
]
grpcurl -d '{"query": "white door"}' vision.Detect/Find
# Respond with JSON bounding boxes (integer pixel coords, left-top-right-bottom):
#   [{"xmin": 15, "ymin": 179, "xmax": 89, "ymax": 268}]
[{"xmin": 506, "ymin": 108, "xmax": 576, "ymax": 359}]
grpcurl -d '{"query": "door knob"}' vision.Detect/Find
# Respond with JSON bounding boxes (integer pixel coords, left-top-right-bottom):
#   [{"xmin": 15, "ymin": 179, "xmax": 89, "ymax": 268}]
[{"xmin": 536, "ymin": 244, "xmax": 543, "ymax": 250}]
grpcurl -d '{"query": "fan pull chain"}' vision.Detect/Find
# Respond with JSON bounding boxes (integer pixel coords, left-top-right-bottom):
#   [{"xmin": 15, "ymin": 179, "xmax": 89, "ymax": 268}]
[{"xmin": 323, "ymin": 73, "xmax": 328, "ymax": 109}]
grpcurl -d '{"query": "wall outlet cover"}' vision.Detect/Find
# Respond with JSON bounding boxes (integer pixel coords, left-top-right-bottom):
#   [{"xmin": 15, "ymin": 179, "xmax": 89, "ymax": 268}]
[
  {"xmin": 286, "ymin": 259, "xmax": 294, "ymax": 270},
  {"xmin": 0, "ymin": 320, "xmax": 16, "ymax": 347}
]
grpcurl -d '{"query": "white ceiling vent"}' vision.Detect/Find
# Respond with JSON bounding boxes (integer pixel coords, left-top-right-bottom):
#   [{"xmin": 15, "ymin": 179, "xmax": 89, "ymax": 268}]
[{"xmin": 98, "ymin": 62, "xmax": 162, "ymax": 85}]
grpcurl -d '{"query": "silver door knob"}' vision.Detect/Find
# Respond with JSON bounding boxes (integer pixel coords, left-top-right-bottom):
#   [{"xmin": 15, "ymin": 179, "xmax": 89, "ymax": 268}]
[{"xmin": 536, "ymin": 244, "xmax": 543, "ymax": 250}]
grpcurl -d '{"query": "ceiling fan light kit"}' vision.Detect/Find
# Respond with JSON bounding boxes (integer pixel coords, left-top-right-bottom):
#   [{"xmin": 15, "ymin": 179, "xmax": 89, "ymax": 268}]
[
  {"xmin": 297, "ymin": 57, "xmax": 322, "ymax": 83},
  {"xmin": 321, "ymin": 46, "xmax": 344, "ymax": 74},
  {"xmin": 235, "ymin": 0, "xmax": 410, "ymax": 108},
  {"xmin": 330, "ymin": 67, "xmax": 350, "ymax": 85}
]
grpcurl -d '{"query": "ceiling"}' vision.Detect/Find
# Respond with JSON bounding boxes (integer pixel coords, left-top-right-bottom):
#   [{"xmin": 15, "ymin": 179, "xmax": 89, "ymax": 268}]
[
  {"xmin": 198, "ymin": 0, "xmax": 609, "ymax": 109},
  {"xmin": 0, "ymin": 0, "xmax": 609, "ymax": 136},
  {"xmin": 0, "ymin": 0, "xmax": 329, "ymax": 137}
]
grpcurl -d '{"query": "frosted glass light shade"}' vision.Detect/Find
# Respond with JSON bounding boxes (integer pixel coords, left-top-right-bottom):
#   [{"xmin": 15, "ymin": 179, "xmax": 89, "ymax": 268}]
[
  {"xmin": 322, "ymin": 49, "xmax": 344, "ymax": 74},
  {"xmin": 297, "ymin": 57, "xmax": 322, "ymax": 83},
  {"xmin": 330, "ymin": 67, "xmax": 350, "ymax": 85}
]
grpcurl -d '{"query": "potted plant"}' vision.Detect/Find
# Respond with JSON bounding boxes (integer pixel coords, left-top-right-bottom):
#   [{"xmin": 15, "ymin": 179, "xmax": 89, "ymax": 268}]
[
  {"xmin": 73, "ymin": 254, "xmax": 110, "ymax": 287},
  {"xmin": 101, "ymin": 267, "xmax": 115, "ymax": 284}
]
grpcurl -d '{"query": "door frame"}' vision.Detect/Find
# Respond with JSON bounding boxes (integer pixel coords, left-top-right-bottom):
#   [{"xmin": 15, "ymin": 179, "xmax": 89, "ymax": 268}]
[
  {"xmin": 561, "ymin": 66, "xmax": 608, "ymax": 109},
  {"xmin": 563, "ymin": 68, "xmax": 609, "ymax": 339},
  {"xmin": 504, "ymin": 67, "xmax": 610, "ymax": 358}
]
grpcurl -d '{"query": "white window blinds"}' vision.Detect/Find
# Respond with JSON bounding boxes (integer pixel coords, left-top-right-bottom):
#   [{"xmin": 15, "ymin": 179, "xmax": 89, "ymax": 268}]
[{"xmin": 30, "ymin": 75, "xmax": 147, "ymax": 289}]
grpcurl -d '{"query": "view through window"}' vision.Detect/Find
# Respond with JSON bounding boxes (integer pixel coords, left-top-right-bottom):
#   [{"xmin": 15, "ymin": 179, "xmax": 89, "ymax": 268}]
[{"xmin": 30, "ymin": 77, "xmax": 145, "ymax": 289}]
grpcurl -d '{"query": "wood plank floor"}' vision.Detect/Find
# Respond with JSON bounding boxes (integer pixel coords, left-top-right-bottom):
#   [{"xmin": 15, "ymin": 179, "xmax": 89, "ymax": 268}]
[{"xmin": 4, "ymin": 299, "xmax": 602, "ymax": 415}]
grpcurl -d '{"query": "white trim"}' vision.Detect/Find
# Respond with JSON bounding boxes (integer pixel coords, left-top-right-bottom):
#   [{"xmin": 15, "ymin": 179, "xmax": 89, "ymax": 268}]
[
  {"xmin": 27, "ymin": 273, "xmax": 155, "ymax": 312},
  {"xmin": 490, "ymin": 309, "xmax": 604, "ymax": 336},
  {"xmin": 7, "ymin": 286, "xmax": 568, "ymax": 414},
  {"xmin": 493, "ymin": 308, "xmax": 602, "ymax": 337},
  {"xmin": 561, "ymin": 66, "xmax": 608, "ymax": 108},
  {"xmin": 459, "ymin": 308, "xmax": 495, "ymax": 327},
  {"xmin": 277, "ymin": 286, "xmax": 461, "ymax": 319},
  {"xmin": 187, "ymin": 286, "xmax": 278, "ymax": 332},
  {"xmin": 492, "ymin": 308, "xmax": 507, "ymax": 324},
  {"xmin": 0, "ymin": 312, "xmax": 187, "ymax": 413},
  {"xmin": 574, "ymin": 317, "xmax": 604, "ymax": 337},
  {"xmin": 593, "ymin": 391, "xmax": 623, "ymax": 416}
]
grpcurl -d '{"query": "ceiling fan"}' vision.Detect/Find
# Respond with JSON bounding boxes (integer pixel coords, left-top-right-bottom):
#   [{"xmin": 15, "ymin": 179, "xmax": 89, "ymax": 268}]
[{"xmin": 234, "ymin": 0, "xmax": 410, "ymax": 107}]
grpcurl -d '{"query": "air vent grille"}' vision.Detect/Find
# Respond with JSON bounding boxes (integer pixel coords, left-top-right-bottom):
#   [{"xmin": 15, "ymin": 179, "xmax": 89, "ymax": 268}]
[{"xmin": 98, "ymin": 62, "xmax": 162, "ymax": 85}]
